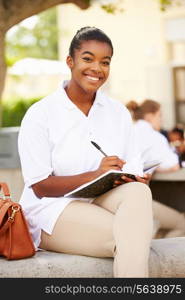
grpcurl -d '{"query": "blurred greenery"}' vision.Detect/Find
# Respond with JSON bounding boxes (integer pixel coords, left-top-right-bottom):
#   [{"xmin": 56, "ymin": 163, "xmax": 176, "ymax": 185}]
[
  {"xmin": 159, "ymin": 0, "xmax": 172, "ymax": 11},
  {"xmin": 5, "ymin": 55, "xmax": 22, "ymax": 67},
  {"xmin": 3, "ymin": 7, "xmax": 58, "ymax": 127},
  {"xmin": 158, "ymin": 0, "xmax": 183, "ymax": 11},
  {"xmin": 2, "ymin": 97, "xmax": 41, "ymax": 127},
  {"xmin": 5, "ymin": 7, "xmax": 58, "ymax": 63}
]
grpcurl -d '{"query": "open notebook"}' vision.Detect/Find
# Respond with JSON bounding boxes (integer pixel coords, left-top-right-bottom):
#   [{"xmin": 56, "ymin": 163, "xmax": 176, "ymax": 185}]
[{"xmin": 64, "ymin": 161, "xmax": 160, "ymax": 199}]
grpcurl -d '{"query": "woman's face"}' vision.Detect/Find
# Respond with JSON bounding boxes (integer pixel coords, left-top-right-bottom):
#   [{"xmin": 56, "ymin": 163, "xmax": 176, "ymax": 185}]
[
  {"xmin": 66, "ymin": 40, "xmax": 112, "ymax": 94},
  {"xmin": 168, "ymin": 131, "xmax": 183, "ymax": 143}
]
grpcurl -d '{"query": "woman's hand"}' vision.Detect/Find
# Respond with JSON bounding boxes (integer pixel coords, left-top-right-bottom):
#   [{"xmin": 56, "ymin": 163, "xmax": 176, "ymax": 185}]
[
  {"xmin": 114, "ymin": 173, "xmax": 152, "ymax": 187},
  {"xmin": 96, "ymin": 156, "xmax": 126, "ymax": 177},
  {"xmin": 135, "ymin": 173, "xmax": 152, "ymax": 185}
]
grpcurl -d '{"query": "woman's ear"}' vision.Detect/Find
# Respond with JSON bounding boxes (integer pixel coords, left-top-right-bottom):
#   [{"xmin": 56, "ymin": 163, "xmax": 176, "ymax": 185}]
[{"xmin": 66, "ymin": 55, "xmax": 74, "ymax": 69}]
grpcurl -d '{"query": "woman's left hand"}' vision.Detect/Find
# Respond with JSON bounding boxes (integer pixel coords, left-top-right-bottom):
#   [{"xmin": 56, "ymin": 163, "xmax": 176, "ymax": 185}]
[
  {"xmin": 121, "ymin": 173, "xmax": 151, "ymax": 185},
  {"xmin": 135, "ymin": 173, "xmax": 152, "ymax": 185},
  {"xmin": 114, "ymin": 173, "xmax": 152, "ymax": 186}
]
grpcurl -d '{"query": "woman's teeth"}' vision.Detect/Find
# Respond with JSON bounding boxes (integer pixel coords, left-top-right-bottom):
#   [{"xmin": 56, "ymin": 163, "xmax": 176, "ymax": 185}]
[{"xmin": 86, "ymin": 76, "xmax": 99, "ymax": 81}]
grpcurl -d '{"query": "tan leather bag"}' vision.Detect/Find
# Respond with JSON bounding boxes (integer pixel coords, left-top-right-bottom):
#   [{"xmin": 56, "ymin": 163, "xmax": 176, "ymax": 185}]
[{"xmin": 0, "ymin": 182, "xmax": 35, "ymax": 260}]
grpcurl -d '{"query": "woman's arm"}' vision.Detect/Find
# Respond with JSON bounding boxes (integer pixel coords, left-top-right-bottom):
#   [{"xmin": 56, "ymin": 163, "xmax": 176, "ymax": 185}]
[
  {"xmin": 32, "ymin": 156, "xmax": 125, "ymax": 198},
  {"xmin": 32, "ymin": 171, "xmax": 100, "ymax": 198}
]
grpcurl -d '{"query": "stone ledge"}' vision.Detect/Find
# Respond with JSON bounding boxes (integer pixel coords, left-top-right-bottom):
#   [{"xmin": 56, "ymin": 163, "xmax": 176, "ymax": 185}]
[
  {"xmin": 152, "ymin": 168, "xmax": 185, "ymax": 181},
  {"xmin": 1, "ymin": 237, "xmax": 185, "ymax": 278}
]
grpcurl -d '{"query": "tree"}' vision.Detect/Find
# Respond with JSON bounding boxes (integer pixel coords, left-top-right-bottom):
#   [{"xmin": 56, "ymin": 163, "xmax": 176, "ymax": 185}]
[
  {"xmin": 6, "ymin": 7, "xmax": 59, "ymax": 63},
  {"xmin": 0, "ymin": 0, "xmax": 90, "ymax": 126}
]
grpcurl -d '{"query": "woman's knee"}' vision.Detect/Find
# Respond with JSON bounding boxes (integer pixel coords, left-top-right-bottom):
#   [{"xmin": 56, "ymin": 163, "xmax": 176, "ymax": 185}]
[
  {"xmin": 132, "ymin": 181, "xmax": 152, "ymax": 194},
  {"xmin": 117, "ymin": 182, "xmax": 153, "ymax": 216},
  {"xmin": 119, "ymin": 182, "xmax": 152, "ymax": 203},
  {"xmin": 131, "ymin": 182, "xmax": 152, "ymax": 203}
]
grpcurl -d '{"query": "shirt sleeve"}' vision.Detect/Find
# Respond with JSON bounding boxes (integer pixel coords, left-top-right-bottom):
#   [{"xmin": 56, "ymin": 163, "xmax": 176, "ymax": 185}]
[
  {"xmin": 153, "ymin": 133, "xmax": 179, "ymax": 170},
  {"xmin": 18, "ymin": 104, "xmax": 53, "ymax": 187}
]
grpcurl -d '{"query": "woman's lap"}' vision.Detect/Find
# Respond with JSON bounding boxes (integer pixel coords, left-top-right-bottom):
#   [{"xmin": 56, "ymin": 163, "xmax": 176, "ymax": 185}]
[
  {"xmin": 39, "ymin": 182, "xmax": 151, "ymax": 257},
  {"xmin": 39, "ymin": 200, "xmax": 115, "ymax": 258}
]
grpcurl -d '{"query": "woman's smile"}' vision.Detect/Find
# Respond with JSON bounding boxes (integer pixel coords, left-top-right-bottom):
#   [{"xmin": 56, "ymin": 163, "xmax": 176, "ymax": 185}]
[{"xmin": 85, "ymin": 75, "xmax": 100, "ymax": 81}]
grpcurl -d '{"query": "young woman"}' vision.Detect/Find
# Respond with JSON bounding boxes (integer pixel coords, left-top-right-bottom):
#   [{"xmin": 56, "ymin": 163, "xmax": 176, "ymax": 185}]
[
  {"xmin": 127, "ymin": 100, "xmax": 185, "ymax": 238},
  {"xmin": 18, "ymin": 27, "xmax": 153, "ymax": 278},
  {"xmin": 126, "ymin": 99, "xmax": 180, "ymax": 173}
]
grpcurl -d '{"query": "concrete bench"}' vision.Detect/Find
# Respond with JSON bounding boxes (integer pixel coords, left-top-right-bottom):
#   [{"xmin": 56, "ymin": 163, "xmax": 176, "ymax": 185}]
[{"xmin": 0, "ymin": 237, "xmax": 185, "ymax": 278}]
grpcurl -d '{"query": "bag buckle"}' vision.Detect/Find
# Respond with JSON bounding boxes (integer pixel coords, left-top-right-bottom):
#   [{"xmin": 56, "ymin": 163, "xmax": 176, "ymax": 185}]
[{"xmin": 9, "ymin": 205, "xmax": 20, "ymax": 221}]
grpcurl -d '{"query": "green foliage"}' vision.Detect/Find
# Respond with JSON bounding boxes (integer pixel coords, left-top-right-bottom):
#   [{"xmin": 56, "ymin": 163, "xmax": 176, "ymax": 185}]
[
  {"xmin": 101, "ymin": 4, "xmax": 124, "ymax": 14},
  {"xmin": 100, "ymin": 0, "xmax": 182, "ymax": 13},
  {"xmin": 159, "ymin": 0, "xmax": 172, "ymax": 11},
  {"xmin": 101, "ymin": 0, "xmax": 124, "ymax": 14},
  {"xmin": 5, "ymin": 7, "xmax": 58, "ymax": 64},
  {"xmin": 158, "ymin": 0, "xmax": 183, "ymax": 11},
  {"xmin": 5, "ymin": 55, "xmax": 21, "ymax": 67},
  {"xmin": 2, "ymin": 97, "xmax": 41, "ymax": 127}
]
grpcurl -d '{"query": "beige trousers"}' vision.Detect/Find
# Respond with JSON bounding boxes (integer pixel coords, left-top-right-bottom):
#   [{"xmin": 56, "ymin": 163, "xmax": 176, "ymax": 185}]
[
  {"xmin": 152, "ymin": 200, "xmax": 185, "ymax": 238},
  {"xmin": 40, "ymin": 182, "xmax": 153, "ymax": 278}
]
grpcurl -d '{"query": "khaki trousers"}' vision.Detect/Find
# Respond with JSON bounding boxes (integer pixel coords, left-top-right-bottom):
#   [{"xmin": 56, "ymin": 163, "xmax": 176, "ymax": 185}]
[
  {"xmin": 40, "ymin": 182, "xmax": 153, "ymax": 278},
  {"xmin": 152, "ymin": 200, "xmax": 185, "ymax": 238}
]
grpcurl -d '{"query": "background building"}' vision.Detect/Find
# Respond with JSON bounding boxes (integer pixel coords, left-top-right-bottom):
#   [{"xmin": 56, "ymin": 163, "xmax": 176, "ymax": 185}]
[{"xmin": 58, "ymin": 0, "xmax": 185, "ymax": 129}]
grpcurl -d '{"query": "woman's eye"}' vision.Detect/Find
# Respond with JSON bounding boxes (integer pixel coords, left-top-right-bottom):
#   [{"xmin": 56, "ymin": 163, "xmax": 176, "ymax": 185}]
[
  {"xmin": 82, "ymin": 57, "xmax": 92, "ymax": 62},
  {"xmin": 102, "ymin": 61, "xmax": 110, "ymax": 66}
]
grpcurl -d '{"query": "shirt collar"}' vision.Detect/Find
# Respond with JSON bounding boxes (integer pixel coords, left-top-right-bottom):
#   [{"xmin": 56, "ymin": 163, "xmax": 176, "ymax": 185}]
[
  {"xmin": 137, "ymin": 119, "xmax": 153, "ymax": 130},
  {"xmin": 57, "ymin": 80, "xmax": 107, "ymax": 110},
  {"xmin": 93, "ymin": 89, "xmax": 107, "ymax": 107}
]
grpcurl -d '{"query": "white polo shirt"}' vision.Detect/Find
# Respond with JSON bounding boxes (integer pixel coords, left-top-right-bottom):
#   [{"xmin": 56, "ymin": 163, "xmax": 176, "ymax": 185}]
[
  {"xmin": 18, "ymin": 81, "xmax": 143, "ymax": 249},
  {"xmin": 133, "ymin": 120, "xmax": 179, "ymax": 171}
]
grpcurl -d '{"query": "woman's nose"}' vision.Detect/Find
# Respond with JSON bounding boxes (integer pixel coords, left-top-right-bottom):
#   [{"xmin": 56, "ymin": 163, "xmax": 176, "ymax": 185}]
[{"xmin": 90, "ymin": 61, "xmax": 102, "ymax": 72}]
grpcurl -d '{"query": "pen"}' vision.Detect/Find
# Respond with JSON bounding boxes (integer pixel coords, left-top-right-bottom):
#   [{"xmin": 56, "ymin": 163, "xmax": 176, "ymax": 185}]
[
  {"xmin": 91, "ymin": 141, "xmax": 108, "ymax": 157},
  {"xmin": 91, "ymin": 140, "xmax": 123, "ymax": 172}
]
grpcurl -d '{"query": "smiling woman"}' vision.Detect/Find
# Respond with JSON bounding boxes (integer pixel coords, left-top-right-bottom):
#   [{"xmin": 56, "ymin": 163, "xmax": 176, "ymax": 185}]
[
  {"xmin": 64, "ymin": 27, "xmax": 113, "ymax": 115},
  {"xmin": 18, "ymin": 27, "xmax": 153, "ymax": 278},
  {"xmin": 65, "ymin": 39, "xmax": 112, "ymax": 115}
]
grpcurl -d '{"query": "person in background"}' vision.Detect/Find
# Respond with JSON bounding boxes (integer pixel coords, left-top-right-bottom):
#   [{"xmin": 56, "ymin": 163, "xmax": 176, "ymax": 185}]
[
  {"xmin": 126, "ymin": 99, "xmax": 180, "ymax": 173},
  {"xmin": 126, "ymin": 99, "xmax": 185, "ymax": 238},
  {"xmin": 160, "ymin": 128, "xmax": 169, "ymax": 141},
  {"xmin": 168, "ymin": 127, "xmax": 185, "ymax": 168}
]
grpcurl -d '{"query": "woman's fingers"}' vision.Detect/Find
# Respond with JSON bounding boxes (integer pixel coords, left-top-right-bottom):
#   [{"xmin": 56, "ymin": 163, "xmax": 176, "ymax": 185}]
[
  {"xmin": 100, "ymin": 156, "xmax": 126, "ymax": 170},
  {"xmin": 120, "ymin": 175, "xmax": 134, "ymax": 183},
  {"xmin": 135, "ymin": 173, "xmax": 151, "ymax": 184}
]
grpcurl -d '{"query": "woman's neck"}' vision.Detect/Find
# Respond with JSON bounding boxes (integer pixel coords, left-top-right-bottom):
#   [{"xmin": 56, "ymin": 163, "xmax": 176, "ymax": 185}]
[
  {"xmin": 65, "ymin": 81, "xmax": 96, "ymax": 116},
  {"xmin": 65, "ymin": 81, "xmax": 96, "ymax": 106}
]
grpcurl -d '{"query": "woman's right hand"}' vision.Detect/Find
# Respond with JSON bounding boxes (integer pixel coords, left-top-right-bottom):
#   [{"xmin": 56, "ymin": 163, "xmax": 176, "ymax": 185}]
[{"xmin": 95, "ymin": 156, "xmax": 126, "ymax": 176}]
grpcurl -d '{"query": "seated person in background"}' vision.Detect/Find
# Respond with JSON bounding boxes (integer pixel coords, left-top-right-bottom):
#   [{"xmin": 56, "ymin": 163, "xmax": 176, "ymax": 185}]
[
  {"xmin": 160, "ymin": 128, "xmax": 169, "ymax": 141},
  {"xmin": 126, "ymin": 99, "xmax": 180, "ymax": 173},
  {"xmin": 168, "ymin": 127, "xmax": 185, "ymax": 168},
  {"xmin": 126, "ymin": 99, "xmax": 185, "ymax": 238}
]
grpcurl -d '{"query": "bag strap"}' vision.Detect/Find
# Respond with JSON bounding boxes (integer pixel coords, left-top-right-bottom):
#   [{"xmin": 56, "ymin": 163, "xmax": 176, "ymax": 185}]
[
  {"xmin": 0, "ymin": 217, "xmax": 14, "ymax": 235},
  {"xmin": 0, "ymin": 182, "xmax": 11, "ymax": 200},
  {"xmin": 0, "ymin": 201, "xmax": 14, "ymax": 227}
]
